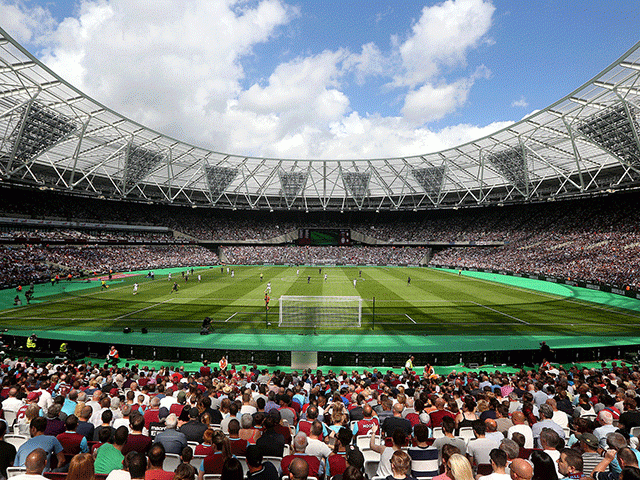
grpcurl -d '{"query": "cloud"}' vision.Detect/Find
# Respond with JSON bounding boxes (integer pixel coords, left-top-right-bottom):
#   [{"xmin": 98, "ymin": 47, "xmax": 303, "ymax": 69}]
[
  {"xmin": 392, "ymin": 0, "xmax": 495, "ymax": 88},
  {"xmin": 511, "ymin": 96, "xmax": 529, "ymax": 108},
  {"xmin": 1, "ymin": 0, "xmax": 505, "ymax": 160},
  {"xmin": 0, "ymin": 0, "xmax": 56, "ymax": 44}
]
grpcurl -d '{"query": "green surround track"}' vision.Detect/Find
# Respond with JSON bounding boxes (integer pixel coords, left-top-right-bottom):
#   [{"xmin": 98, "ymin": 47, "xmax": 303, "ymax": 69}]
[{"xmin": 3, "ymin": 267, "xmax": 640, "ymax": 354}]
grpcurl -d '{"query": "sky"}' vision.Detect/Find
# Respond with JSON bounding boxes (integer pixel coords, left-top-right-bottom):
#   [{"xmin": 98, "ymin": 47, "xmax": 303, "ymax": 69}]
[{"xmin": 2, "ymin": 0, "xmax": 639, "ymax": 160}]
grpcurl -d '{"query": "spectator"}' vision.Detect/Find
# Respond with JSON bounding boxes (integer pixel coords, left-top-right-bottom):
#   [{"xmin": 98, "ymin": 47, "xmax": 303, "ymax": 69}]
[
  {"xmin": 14, "ymin": 417, "xmax": 65, "ymax": 472},
  {"xmin": 245, "ymin": 445, "xmax": 279, "ymax": 480},
  {"xmin": 154, "ymin": 414, "xmax": 187, "ymax": 455},
  {"xmin": 146, "ymin": 443, "xmax": 174, "ymax": 480},
  {"xmin": 10, "ymin": 448, "xmax": 48, "ymax": 480},
  {"xmin": 66, "ymin": 453, "xmax": 95, "ymax": 480},
  {"xmin": 95, "ymin": 426, "xmax": 128, "ymax": 475}
]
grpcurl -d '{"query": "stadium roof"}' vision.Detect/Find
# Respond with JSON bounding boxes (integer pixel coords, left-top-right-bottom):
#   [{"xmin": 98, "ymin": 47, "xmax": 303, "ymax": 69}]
[{"xmin": 1, "ymin": 27, "xmax": 640, "ymax": 212}]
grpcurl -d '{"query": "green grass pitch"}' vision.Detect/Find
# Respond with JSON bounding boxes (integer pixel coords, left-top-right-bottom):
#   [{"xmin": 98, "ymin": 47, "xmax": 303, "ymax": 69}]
[{"xmin": 2, "ymin": 265, "xmax": 640, "ymax": 336}]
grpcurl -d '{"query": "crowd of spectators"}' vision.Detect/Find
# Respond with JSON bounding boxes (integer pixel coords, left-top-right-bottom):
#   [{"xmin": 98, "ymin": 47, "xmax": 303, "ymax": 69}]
[
  {"xmin": 0, "ymin": 246, "xmax": 219, "ymax": 288},
  {"xmin": 430, "ymin": 230, "xmax": 640, "ymax": 289},
  {"xmin": 2, "ymin": 186, "xmax": 640, "ymax": 290},
  {"xmin": 0, "ymin": 229, "xmax": 175, "ymax": 243},
  {"xmin": 221, "ymin": 247, "xmax": 426, "ymax": 266},
  {"xmin": 1, "ymin": 357, "xmax": 640, "ymax": 480}
]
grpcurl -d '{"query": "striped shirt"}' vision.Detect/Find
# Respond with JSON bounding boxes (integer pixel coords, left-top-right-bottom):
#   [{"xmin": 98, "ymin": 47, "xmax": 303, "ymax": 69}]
[{"xmin": 408, "ymin": 445, "xmax": 439, "ymax": 479}]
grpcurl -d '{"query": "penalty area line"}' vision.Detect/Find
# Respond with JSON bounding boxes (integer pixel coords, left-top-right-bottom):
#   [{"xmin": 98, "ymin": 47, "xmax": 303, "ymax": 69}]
[
  {"xmin": 115, "ymin": 299, "xmax": 174, "ymax": 320},
  {"xmin": 224, "ymin": 312, "xmax": 238, "ymax": 323},
  {"xmin": 405, "ymin": 314, "xmax": 416, "ymax": 324},
  {"xmin": 471, "ymin": 301, "xmax": 530, "ymax": 325}
]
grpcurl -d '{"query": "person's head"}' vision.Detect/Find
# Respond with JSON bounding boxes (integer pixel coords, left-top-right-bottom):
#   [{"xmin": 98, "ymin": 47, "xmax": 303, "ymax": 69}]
[
  {"xmin": 472, "ymin": 419, "xmax": 486, "ymax": 437},
  {"xmin": 392, "ymin": 428, "xmax": 407, "ymax": 448},
  {"xmin": 213, "ymin": 430, "xmax": 232, "ymax": 459},
  {"xmin": 289, "ymin": 457, "xmax": 309, "ymax": 480},
  {"xmin": 539, "ymin": 428, "xmax": 561, "ymax": 450},
  {"xmin": 30, "ymin": 416, "xmax": 47, "ymax": 436},
  {"xmin": 619, "ymin": 447, "xmax": 640, "ymax": 469},
  {"xmin": 102, "ymin": 409, "xmax": 113, "ymax": 425},
  {"xmin": 148, "ymin": 443, "xmax": 167, "ymax": 468},
  {"xmin": 228, "ymin": 418, "xmax": 240, "ymax": 435},
  {"xmin": 500, "ymin": 438, "xmax": 519, "ymax": 461},
  {"xmin": 245, "ymin": 445, "xmax": 263, "ymax": 468},
  {"xmin": 538, "ymin": 403, "xmax": 553, "ymax": 420},
  {"xmin": 511, "ymin": 432, "xmax": 526, "ymax": 449},
  {"xmin": 202, "ymin": 428, "xmax": 214, "ymax": 445},
  {"xmin": 293, "ymin": 432, "xmax": 308, "ymax": 453},
  {"xmin": 337, "ymin": 427, "xmax": 353, "ymax": 451},
  {"xmin": 98, "ymin": 426, "xmax": 112, "ymax": 444},
  {"xmin": 181, "ymin": 446, "xmax": 193, "ymax": 463},
  {"xmin": 557, "ymin": 448, "xmax": 583, "ymax": 476},
  {"xmin": 130, "ymin": 413, "xmax": 145, "ymax": 432},
  {"xmin": 80, "ymin": 405, "xmax": 93, "ymax": 421},
  {"xmin": 530, "ymin": 450, "xmax": 559, "ymax": 480},
  {"xmin": 413, "ymin": 424, "xmax": 430, "ymax": 443},
  {"xmin": 310, "ymin": 420, "xmax": 323, "ymax": 437},
  {"xmin": 441, "ymin": 444, "xmax": 461, "ymax": 469},
  {"xmin": 447, "ymin": 453, "xmax": 474, "ymax": 480},
  {"xmin": 127, "ymin": 451, "xmax": 147, "ymax": 480},
  {"xmin": 240, "ymin": 413, "xmax": 254, "ymax": 429},
  {"xmin": 24, "ymin": 448, "xmax": 47, "ymax": 475},
  {"xmin": 489, "ymin": 448, "xmax": 508, "ymax": 471},
  {"xmin": 165, "ymin": 413, "xmax": 178, "ymax": 429},
  {"xmin": 342, "ymin": 465, "xmax": 365, "ymax": 480},
  {"xmin": 221, "ymin": 457, "xmax": 243, "ymax": 480},
  {"xmin": 64, "ymin": 415, "xmax": 78, "ymax": 432},
  {"xmin": 510, "ymin": 458, "xmax": 533, "ymax": 480},
  {"xmin": 441, "ymin": 415, "xmax": 455, "ymax": 435},
  {"xmin": 607, "ymin": 432, "xmax": 629, "ymax": 451},
  {"xmin": 66, "ymin": 453, "xmax": 95, "ymax": 480},
  {"xmin": 174, "ymin": 463, "xmax": 196, "ymax": 480},
  {"xmin": 390, "ymin": 450, "xmax": 412, "ymax": 477},
  {"xmin": 577, "ymin": 432, "xmax": 599, "ymax": 451},
  {"xmin": 598, "ymin": 409, "xmax": 614, "ymax": 426},
  {"xmin": 114, "ymin": 426, "xmax": 128, "ymax": 446},
  {"xmin": 511, "ymin": 411, "xmax": 525, "ymax": 425}
]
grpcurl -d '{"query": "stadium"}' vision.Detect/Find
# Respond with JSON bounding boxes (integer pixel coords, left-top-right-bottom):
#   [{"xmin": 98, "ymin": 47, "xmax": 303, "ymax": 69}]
[{"xmin": 1, "ymin": 23, "xmax": 640, "ymax": 371}]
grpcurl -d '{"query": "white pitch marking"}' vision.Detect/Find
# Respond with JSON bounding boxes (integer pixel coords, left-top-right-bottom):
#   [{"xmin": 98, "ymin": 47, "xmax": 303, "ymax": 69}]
[
  {"xmin": 115, "ymin": 298, "xmax": 173, "ymax": 319},
  {"xmin": 405, "ymin": 314, "xmax": 416, "ymax": 324},
  {"xmin": 225, "ymin": 312, "xmax": 238, "ymax": 323},
  {"xmin": 471, "ymin": 301, "xmax": 530, "ymax": 325}
]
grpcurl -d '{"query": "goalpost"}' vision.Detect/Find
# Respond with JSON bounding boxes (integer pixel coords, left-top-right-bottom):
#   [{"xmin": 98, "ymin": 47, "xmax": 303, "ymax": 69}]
[{"xmin": 279, "ymin": 296, "xmax": 362, "ymax": 328}]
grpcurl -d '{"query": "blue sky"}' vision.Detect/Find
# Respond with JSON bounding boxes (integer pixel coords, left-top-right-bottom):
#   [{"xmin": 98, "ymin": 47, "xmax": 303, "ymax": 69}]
[{"xmin": 2, "ymin": 0, "xmax": 639, "ymax": 159}]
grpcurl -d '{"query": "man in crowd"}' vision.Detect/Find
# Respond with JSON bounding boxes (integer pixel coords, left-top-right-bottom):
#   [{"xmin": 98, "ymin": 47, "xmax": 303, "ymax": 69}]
[{"xmin": 14, "ymin": 417, "xmax": 65, "ymax": 471}]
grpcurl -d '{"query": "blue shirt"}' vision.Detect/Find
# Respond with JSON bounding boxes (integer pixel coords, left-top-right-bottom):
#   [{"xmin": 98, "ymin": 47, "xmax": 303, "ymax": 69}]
[{"xmin": 15, "ymin": 435, "xmax": 64, "ymax": 471}]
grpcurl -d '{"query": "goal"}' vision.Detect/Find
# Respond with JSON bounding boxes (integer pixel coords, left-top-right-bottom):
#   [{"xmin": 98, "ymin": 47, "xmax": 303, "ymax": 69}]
[{"xmin": 278, "ymin": 296, "xmax": 362, "ymax": 328}]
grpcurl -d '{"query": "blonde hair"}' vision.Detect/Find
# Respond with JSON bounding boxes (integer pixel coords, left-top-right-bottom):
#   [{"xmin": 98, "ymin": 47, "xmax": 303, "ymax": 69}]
[
  {"xmin": 390, "ymin": 451, "xmax": 411, "ymax": 476},
  {"xmin": 448, "ymin": 453, "xmax": 473, "ymax": 480},
  {"xmin": 74, "ymin": 401, "xmax": 86, "ymax": 417}
]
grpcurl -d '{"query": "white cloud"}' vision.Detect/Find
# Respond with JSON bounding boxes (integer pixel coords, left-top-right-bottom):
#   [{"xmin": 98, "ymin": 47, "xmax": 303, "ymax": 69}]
[
  {"xmin": 511, "ymin": 96, "xmax": 529, "ymax": 108},
  {"xmin": 393, "ymin": 0, "xmax": 495, "ymax": 88},
  {"xmin": 0, "ymin": 0, "xmax": 56, "ymax": 44},
  {"xmin": 343, "ymin": 42, "xmax": 388, "ymax": 85},
  {"xmin": 1, "ymin": 0, "xmax": 506, "ymax": 160},
  {"xmin": 402, "ymin": 79, "xmax": 473, "ymax": 123}
]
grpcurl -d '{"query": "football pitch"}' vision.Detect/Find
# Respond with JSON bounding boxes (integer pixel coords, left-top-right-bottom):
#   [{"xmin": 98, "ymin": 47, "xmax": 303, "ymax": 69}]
[{"xmin": 2, "ymin": 265, "xmax": 640, "ymax": 338}]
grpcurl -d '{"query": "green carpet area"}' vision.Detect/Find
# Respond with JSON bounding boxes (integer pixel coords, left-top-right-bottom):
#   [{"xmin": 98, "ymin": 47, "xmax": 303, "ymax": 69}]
[{"xmin": 75, "ymin": 357, "xmax": 627, "ymax": 376}]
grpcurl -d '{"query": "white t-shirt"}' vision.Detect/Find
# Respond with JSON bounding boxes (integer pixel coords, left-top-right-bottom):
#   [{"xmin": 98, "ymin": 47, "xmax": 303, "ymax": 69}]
[{"xmin": 106, "ymin": 469, "xmax": 132, "ymax": 480}]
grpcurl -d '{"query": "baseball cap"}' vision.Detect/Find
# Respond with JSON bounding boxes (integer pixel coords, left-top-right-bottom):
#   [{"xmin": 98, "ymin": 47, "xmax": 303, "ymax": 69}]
[{"xmin": 27, "ymin": 391, "xmax": 41, "ymax": 402}]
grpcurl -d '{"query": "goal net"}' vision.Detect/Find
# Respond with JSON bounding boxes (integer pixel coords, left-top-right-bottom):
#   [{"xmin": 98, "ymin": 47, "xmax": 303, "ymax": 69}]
[{"xmin": 279, "ymin": 296, "xmax": 362, "ymax": 328}]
